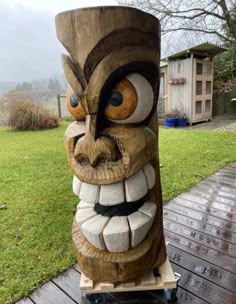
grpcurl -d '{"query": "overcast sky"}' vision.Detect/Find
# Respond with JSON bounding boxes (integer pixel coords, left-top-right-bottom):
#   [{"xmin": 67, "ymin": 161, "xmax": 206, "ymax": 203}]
[{"xmin": 0, "ymin": 0, "xmax": 117, "ymax": 82}]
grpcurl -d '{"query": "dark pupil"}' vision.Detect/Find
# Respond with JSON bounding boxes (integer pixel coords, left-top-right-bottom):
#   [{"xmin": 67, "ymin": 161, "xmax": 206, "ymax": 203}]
[
  {"xmin": 70, "ymin": 93, "xmax": 79, "ymax": 108},
  {"xmin": 109, "ymin": 91, "xmax": 123, "ymax": 107}
]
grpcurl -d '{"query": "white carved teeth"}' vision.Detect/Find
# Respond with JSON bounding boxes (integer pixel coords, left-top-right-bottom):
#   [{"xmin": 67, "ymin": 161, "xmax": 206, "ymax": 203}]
[
  {"xmin": 103, "ymin": 216, "xmax": 130, "ymax": 252},
  {"xmin": 139, "ymin": 202, "xmax": 156, "ymax": 224},
  {"xmin": 143, "ymin": 163, "xmax": 156, "ymax": 189},
  {"xmin": 73, "ymin": 162, "xmax": 156, "ymax": 252},
  {"xmin": 77, "ymin": 200, "xmax": 94, "ymax": 210},
  {"xmin": 81, "ymin": 214, "xmax": 110, "ymax": 250},
  {"xmin": 79, "ymin": 183, "xmax": 99, "ymax": 204},
  {"xmin": 75, "ymin": 201, "xmax": 157, "ymax": 252},
  {"xmin": 72, "ymin": 162, "xmax": 155, "ymax": 205},
  {"xmin": 72, "ymin": 175, "xmax": 82, "ymax": 196},
  {"xmin": 125, "ymin": 169, "xmax": 148, "ymax": 202},
  {"xmin": 76, "ymin": 208, "xmax": 97, "ymax": 225},
  {"xmin": 128, "ymin": 211, "xmax": 152, "ymax": 247},
  {"xmin": 99, "ymin": 182, "xmax": 125, "ymax": 206}
]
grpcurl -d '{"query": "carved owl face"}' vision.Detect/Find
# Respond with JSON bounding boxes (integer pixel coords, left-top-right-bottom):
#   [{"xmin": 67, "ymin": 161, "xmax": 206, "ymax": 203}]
[{"xmin": 56, "ymin": 6, "xmax": 166, "ymax": 282}]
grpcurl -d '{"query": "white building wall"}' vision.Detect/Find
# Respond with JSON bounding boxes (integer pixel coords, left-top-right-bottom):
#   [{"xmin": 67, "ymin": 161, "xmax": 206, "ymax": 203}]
[{"xmin": 168, "ymin": 58, "xmax": 193, "ymax": 119}]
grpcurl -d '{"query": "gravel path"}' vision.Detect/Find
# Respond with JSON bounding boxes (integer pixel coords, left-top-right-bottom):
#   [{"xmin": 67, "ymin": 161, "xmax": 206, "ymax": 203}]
[{"xmin": 187, "ymin": 114, "xmax": 236, "ymax": 131}]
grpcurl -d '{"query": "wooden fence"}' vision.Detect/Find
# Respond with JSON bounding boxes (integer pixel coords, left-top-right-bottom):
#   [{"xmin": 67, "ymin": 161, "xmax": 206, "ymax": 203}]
[{"xmin": 56, "ymin": 94, "xmax": 71, "ymax": 118}]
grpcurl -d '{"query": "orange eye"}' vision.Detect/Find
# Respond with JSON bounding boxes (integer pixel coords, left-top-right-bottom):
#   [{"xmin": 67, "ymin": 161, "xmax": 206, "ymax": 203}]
[
  {"xmin": 104, "ymin": 78, "xmax": 138, "ymax": 120},
  {"xmin": 66, "ymin": 87, "xmax": 86, "ymax": 120},
  {"xmin": 104, "ymin": 74, "xmax": 154, "ymax": 124}
]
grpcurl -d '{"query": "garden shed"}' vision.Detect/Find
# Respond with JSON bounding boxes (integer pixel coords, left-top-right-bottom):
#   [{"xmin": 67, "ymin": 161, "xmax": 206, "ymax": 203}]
[{"xmin": 159, "ymin": 42, "xmax": 226, "ymax": 124}]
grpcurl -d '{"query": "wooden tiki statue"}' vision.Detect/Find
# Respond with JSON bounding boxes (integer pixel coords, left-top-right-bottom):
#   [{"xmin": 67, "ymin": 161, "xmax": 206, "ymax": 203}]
[{"xmin": 56, "ymin": 6, "xmax": 167, "ymax": 283}]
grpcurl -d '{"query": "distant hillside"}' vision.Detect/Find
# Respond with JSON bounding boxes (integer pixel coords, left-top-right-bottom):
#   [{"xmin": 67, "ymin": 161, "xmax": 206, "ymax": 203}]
[
  {"xmin": 0, "ymin": 81, "xmax": 19, "ymax": 96},
  {"xmin": 0, "ymin": 74, "xmax": 68, "ymax": 97}
]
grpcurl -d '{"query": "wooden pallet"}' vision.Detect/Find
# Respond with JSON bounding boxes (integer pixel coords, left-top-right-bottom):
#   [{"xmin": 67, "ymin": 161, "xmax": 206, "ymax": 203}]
[{"xmin": 80, "ymin": 258, "xmax": 176, "ymax": 294}]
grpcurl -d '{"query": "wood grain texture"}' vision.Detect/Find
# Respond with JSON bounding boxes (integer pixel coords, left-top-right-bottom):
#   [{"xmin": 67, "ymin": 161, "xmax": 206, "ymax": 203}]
[
  {"xmin": 84, "ymin": 28, "xmax": 159, "ymax": 80},
  {"xmin": 62, "ymin": 55, "xmax": 87, "ymax": 98},
  {"xmin": 80, "ymin": 258, "xmax": 175, "ymax": 293},
  {"xmin": 66, "ymin": 126, "xmax": 158, "ymax": 185},
  {"xmin": 56, "ymin": 6, "xmax": 160, "ymax": 75}
]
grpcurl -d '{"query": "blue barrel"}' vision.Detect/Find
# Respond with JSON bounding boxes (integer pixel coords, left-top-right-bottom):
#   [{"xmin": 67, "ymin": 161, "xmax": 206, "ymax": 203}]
[
  {"xmin": 176, "ymin": 118, "xmax": 187, "ymax": 127},
  {"xmin": 165, "ymin": 118, "xmax": 177, "ymax": 127}
]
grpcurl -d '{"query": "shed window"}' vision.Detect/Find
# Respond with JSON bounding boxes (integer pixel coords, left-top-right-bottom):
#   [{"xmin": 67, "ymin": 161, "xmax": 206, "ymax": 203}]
[
  {"xmin": 206, "ymin": 100, "xmax": 211, "ymax": 112},
  {"xmin": 197, "ymin": 63, "xmax": 203, "ymax": 75},
  {"xmin": 196, "ymin": 100, "xmax": 202, "ymax": 114},
  {"xmin": 196, "ymin": 81, "xmax": 202, "ymax": 95}
]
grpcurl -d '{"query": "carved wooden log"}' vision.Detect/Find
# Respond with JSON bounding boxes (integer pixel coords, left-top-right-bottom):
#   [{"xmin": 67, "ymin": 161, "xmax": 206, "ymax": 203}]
[{"xmin": 56, "ymin": 6, "xmax": 167, "ymax": 283}]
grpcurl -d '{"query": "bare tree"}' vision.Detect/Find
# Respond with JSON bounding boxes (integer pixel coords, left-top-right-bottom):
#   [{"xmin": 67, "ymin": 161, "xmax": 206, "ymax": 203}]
[{"xmin": 119, "ymin": 0, "xmax": 236, "ymax": 45}]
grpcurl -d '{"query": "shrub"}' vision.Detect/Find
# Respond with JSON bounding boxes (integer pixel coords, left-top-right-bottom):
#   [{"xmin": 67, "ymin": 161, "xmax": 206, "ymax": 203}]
[
  {"xmin": 7, "ymin": 100, "xmax": 59, "ymax": 130},
  {"xmin": 0, "ymin": 90, "xmax": 36, "ymax": 126}
]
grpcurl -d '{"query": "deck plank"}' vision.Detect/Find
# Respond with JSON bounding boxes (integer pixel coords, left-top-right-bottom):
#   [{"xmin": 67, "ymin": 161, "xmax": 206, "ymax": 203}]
[
  {"xmin": 172, "ymin": 264, "xmax": 236, "ymax": 304},
  {"xmin": 165, "ymin": 203, "xmax": 236, "ymax": 232},
  {"xmin": 16, "ymin": 298, "xmax": 34, "ymax": 304},
  {"xmin": 55, "ymin": 266, "xmax": 120, "ymax": 303},
  {"xmin": 163, "ymin": 208, "xmax": 236, "ymax": 243},
  {"xmin": 165, "ymin": 230, "xmax": 236, "ymax": 273},
  {"xmin": 207, "ymin": 176, "xmax": 236, "ymax": 188},
  {"xmin": 179, "ymin": 193, "xmax": 236, "ymax": 214},
  {"xmin": 189, "ymin": 187, "xmax": 236, "ymax": 207},
  {"xmin": 167, "ymin": 245, "xmax": 236, "ymax": 293},
  {"xmin": 52, "ymin": 268, "xmax": 83, "ymax": 304},
  {"xmin": 73, "ymin": 263, "xmax": 81, "ymax": 273},
  {"xmin": 30, "ymin": 281, "xmax": 77, "ymax": 304},
  {"xmin": 164, "ymin": 218, "xmax": 236, "ymax": 257},
  {"xmin": 173, "ymin": 197, "xmax": 236, "ymax": 223},
  {"xmin": 199, "ymin": 180, "xmax": 236, "ymax": 195}
]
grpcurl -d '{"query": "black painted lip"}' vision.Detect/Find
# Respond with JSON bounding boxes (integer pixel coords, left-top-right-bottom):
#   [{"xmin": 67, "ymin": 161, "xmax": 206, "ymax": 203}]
[{"xmin": 94, "ymin": 196, "xmax": 147, "ymax": 217}]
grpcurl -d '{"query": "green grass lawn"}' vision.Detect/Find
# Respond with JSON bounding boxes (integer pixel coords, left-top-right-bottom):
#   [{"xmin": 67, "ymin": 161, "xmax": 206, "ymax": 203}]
[{"xmin": 0, "ymin": 123, "xmax": 236, "ymax": 304}]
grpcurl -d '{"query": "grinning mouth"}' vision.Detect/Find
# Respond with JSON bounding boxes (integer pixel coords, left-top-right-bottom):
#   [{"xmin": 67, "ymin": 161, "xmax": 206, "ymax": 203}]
[{"xmin": 73, "ymin": 162, "xmax": 157, "ymax": 253}]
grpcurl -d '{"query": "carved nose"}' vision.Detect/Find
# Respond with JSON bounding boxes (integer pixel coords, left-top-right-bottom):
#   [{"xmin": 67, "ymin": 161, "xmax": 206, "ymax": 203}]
[{"xmin": 74, "ymin": 115, "xmax": 116, "ymax": 167}]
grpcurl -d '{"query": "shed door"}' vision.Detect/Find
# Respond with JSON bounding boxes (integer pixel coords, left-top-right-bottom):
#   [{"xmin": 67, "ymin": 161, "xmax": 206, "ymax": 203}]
[
  {"xmin": 157, "ymin": 73, "xmax": 165, "ymax": 117},
  {"xmin": 193, "ymin": 59, "xmax": 213, "ymax": 121}
]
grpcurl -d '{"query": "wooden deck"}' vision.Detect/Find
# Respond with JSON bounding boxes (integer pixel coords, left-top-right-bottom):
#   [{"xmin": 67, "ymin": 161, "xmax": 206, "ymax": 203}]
[{"xmin": 17, "ymin": 163, "xmax": 236, "ymax": 304}]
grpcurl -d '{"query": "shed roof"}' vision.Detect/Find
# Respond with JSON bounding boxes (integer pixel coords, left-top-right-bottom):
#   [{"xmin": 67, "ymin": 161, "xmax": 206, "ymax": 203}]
[
  {"xmin": 162, "ymin": 42, "xmax": 227, "ymax": 61},
  {"xmin": 160, "ymin": 61, "xmax": 168, "ymax": 67}
]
